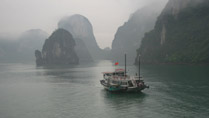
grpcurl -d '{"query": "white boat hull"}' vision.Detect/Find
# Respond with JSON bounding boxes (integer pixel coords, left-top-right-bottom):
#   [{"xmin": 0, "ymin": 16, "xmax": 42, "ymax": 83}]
[{"xmin": 100, "ymin": 80, "xmax": 148, "ymax": 92}]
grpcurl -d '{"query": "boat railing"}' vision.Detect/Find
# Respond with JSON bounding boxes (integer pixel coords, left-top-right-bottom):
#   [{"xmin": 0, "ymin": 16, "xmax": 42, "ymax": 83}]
[
  {"xmin": 111, "ymin": 75, "xmax": 130, "ymax": 80},
  {"xmin": 133, "ymin": 76, "xmax": 141, "ymax": 80},
  {"xmin": 104, "ymin": 75, "xmax": 140, "ymax": 80}
]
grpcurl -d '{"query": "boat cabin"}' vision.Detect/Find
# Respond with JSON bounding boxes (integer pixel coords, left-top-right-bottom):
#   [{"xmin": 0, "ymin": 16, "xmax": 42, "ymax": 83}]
[
  {"xmin": 102, "ymin": 69, "xmax": 125, "ymax": 79},
  {"xmin": 102, "ymin": 69, "xmax": 140, "ymax": 87}
]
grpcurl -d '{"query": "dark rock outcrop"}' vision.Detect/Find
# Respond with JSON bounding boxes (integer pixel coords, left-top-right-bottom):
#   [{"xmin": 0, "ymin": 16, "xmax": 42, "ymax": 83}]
[
  {"xmin": 35, "ymin": 29, "xmax": 79, "ymax": 66},
  {"xmin": 35, "ymin": 50, "xmax": 43, "ymax": 66},
  {"xmin": 111, "ymin": 2, "xmax": 166, "ymax": 64},
  {"xmin": 58, "ymin": 14, "xmax": 103, "ymax": 60},
  {"xmin": 136, "ymin": 0, "xmax": 209, "ymax": 64}
]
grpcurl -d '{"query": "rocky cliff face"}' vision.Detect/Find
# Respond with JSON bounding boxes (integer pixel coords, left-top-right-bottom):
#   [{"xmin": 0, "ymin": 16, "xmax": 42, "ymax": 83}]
[
  {"xmin": 111, "ymin": 2, "xmax": 166, "ymax": 64},
  {"xmin": 58, "ymin": 14, "xmax": 103, "ymax": 60},
  {"xmin": 35, "ymin": 29, "xmax": 79, "ymax": 66},
  {"xmin": 74, "ymin": 38, "xmax": 93, "ymax": 63},
  {"xmin": 136, "ymin": 0, "xmax": 209, "ymax": 64},
  {"xmin": 35, "ymin": 50, "xmax": 43, "ymax": 66},
  {"xmin": 162, "ymin": 0, "xmax": 205, "ymax": 17}
]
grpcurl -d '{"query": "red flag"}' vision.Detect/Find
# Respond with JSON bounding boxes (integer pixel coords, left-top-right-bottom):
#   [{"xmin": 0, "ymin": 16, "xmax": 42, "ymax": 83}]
[{"xmin": 115, "ymin": 62, "xmax": 119, "ymax": 66}]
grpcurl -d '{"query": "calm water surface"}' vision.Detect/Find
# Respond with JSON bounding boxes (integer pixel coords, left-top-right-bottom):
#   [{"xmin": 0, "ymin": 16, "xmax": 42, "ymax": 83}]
[{"xmin": 0, "ymin": 60, "xmax": 209, "ymax": 118}]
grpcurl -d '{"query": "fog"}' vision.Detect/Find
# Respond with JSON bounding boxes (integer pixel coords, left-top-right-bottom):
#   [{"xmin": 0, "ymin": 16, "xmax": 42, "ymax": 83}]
[{"xmin": 0, "ymin": 0, "xmax": 167, "ymax": 49}]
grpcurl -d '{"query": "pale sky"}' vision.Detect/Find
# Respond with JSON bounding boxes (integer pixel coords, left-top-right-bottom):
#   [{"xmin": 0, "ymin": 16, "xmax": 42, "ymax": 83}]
[{"xmin": 0, "ymin": 0, "xmax": 167, "ymax": 49}]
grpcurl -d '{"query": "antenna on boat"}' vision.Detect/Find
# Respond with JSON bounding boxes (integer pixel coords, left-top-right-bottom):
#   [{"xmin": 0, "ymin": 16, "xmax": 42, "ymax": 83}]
[
  {"xmin": 138, "ymin": 54, "xmax": 141, "ymax": 78},
  {"xmin": 125, "ymin": 53, "xmax": 126, "ymax": 76}
]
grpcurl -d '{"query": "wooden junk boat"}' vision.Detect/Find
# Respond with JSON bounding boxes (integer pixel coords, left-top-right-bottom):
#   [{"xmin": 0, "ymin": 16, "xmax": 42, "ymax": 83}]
[{"xmin": 100, "ymin": 54, "xmax": 149, "ymax": 92}]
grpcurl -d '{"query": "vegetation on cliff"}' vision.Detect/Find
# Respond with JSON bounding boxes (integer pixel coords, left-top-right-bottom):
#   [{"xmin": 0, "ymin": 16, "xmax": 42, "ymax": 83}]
[{"xmin": 136, "ymin": 0, "xmax": 209, "ymax": 64}]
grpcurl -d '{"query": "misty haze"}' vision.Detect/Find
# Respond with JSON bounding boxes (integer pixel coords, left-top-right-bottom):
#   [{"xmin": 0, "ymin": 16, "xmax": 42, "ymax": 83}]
[{"xmin": 0, "ymin": 0, "xmax": 209, "ymax": 118}]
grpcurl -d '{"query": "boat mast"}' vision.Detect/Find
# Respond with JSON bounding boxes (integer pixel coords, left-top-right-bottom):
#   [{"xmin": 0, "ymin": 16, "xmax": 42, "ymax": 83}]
[
  {"xmin": 125, "ymin": 53, "xmax": 126, "ymax": 76},
  {"xmin": 138, "ymin": 54, "xmax": 140, "ymax": 78}
]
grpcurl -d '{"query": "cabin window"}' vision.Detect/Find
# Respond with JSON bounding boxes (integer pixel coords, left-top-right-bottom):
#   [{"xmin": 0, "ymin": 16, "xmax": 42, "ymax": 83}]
[
  {"xmin": 113, "ymin": 72, "xmax": 125, "ymax": 76},
  {"xmin": 121, "ymin": 82, "xmax": 127, "ymax": 85},
  {"xmin": 111, "ymin": 80, "xmax": 118, "ymax": 84},
  {"xmin": 105, "ymin": 74, "xmax": 112, "ymax": 76},
  {"xmin": 117, "ymin": 72, "xmax": 124, "ymax": 76},
  {"xmin": 135, "ymin": 80, "xmax": 140, "ymax": 83},
  {"xmin": 128, "ymin": 81, "xmax": 133, "ymax": 87}
]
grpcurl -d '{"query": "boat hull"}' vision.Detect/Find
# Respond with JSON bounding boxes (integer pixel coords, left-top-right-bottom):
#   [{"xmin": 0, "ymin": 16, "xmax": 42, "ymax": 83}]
[{"xmin": 100, "ymin": 80, "xmax": 146, "ymax": 92}]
